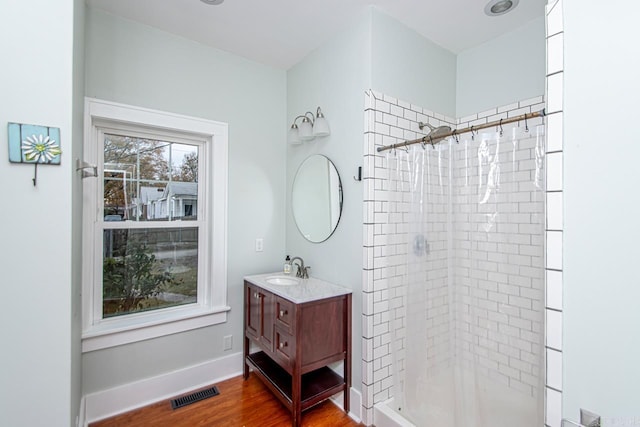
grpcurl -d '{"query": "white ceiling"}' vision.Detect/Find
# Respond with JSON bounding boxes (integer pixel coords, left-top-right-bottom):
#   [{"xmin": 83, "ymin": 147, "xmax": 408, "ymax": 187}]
[{"xmin": 87, "ymin": 0, "xmax": 546, "ymax": 70}]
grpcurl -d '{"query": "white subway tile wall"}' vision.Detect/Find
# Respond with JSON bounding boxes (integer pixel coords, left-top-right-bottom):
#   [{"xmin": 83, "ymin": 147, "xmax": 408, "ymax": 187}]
[{"xmin": 545, "ymin": 0, "xmax": 564, "ymax": 426}]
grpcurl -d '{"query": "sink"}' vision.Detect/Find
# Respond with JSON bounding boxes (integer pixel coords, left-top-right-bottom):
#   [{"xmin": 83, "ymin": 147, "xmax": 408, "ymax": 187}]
[{"xmin": 265, "ymin": 275, "xmax": 300, "ymax": 286}]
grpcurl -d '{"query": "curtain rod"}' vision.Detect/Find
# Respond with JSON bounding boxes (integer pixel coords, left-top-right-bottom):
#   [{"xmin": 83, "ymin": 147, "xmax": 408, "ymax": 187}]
[{"xmin": 376, "ymin": 109, "xmax": 546, "ymax": 153}]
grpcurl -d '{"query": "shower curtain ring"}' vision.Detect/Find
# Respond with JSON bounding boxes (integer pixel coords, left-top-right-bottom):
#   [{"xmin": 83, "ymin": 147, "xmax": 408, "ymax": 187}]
[
  {"xmin": 421, "ymin": 137, "xmax": 427, "ymax": 150},
  {"xmin": 524, "ymin": 113, "xmax": 529, "ymax": 132},
  {"xmin": 429, "ymin": 135, "xmax": 436, "ymax": 149},
  {"xmin": 471, "ymin": 126, "xmax": 476, "ymax": 140},
  {"xmin": 499, "ymin": 118, "xmax": 504, "ymax": 136},
  {"xmin": 452, "ymin": 129, "xmax": 459, "ymax": 144}
]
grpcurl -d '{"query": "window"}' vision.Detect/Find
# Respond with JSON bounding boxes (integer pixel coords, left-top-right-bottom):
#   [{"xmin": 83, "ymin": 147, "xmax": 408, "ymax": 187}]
[{"xmin": 82, "ymin": 98, "xmax": 229, "ymax": 352}]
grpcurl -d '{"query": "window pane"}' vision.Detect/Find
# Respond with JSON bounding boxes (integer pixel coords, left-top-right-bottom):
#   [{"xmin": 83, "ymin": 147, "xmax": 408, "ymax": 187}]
[
  {"xmin": 103, "ymin": 227, "xmax": 198, "ymax": 318},
  {"xmin": 171, "ymin": 143, "xmax": 198, "ymax": 183},
  {"xmin": 103, "ymin": 134, "xmax": 198, "ymax": 221}
]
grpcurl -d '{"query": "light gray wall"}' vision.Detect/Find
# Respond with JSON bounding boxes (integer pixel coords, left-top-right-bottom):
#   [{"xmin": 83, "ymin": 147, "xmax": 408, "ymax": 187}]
[
  {"xmin": 71, "ymin": 0, "xmax": 86, "ymax": 422},
  {"xmin": 286, "ymin": 7, "xmax": 373, "ymax": 391},
  {"xmin": 370, "ymin": 8, "xmax": 457, "ymax": 118},
  {"xmin": 83, "ymin": 8, "xmax": 286, "ymax": 394},
  {"xmin": 0, "ymin": 1, "xmax": 74, "ymax": 425},
  {"xmin": 370, "ymin": 9, "xmax": 543, "ymax": 121},
  {"xmin": 563, "ymin": 1, "xmax": 640, "ymax": 420},
  {"xmin": 456, "ymin": 16, "xmax": 545, "ymax": 118}
]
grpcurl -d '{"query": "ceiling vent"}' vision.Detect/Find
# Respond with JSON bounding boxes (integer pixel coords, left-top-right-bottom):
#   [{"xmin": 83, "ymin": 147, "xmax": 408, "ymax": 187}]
[{"xmin": 484, "ymin": 0, "xmax": 519, "ymax": 16}]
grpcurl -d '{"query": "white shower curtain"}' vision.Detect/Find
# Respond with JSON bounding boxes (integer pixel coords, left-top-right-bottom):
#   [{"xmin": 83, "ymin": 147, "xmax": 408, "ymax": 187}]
[{"xmin": 386, "ymin": 124, "xmax": 545, "ymax": 427}]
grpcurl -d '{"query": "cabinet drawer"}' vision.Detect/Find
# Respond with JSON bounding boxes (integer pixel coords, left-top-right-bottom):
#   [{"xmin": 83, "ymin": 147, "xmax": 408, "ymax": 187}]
[
  {"xmin": 275, "ymin": 297, "xmax": 294, "ymax": 333},
  {"xmin": 274, "ymin": 328, "xmax": 294, "ymax": 366}
]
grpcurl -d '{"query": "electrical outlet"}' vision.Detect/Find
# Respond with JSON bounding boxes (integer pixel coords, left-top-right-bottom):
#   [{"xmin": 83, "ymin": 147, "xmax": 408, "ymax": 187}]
[
  {"xmin": 223, "ymin": 335, "xmax": 232, "ymax": 351},
  {"xmin": 255, "ymin": 238, "xmax": 264, "ymax": 252}
]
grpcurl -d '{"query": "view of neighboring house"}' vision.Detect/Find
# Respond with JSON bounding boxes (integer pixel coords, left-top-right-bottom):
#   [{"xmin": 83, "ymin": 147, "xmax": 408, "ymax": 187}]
[
  {"xmin": 130, "ymin": 182, "xmax": 198, "ymax": 220},
  {"xmin": 135, "ymin": 186, "xmax": 164, "ymax": 219}
]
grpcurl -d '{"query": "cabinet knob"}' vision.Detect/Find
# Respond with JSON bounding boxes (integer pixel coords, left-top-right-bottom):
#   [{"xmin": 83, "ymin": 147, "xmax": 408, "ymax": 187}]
[
  {"xmin": 279, "ymin": 341, "xmax": 287, "ymax": 349},
  {"xmin": 279, "ymin": 309, "xmax": 287, "ymax": 317}
]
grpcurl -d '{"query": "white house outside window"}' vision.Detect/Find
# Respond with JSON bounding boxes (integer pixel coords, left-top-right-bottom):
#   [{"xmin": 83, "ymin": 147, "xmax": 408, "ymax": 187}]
[{"xmin": 82, "ymin": 98, "xmax": 229, "ymax": 352}]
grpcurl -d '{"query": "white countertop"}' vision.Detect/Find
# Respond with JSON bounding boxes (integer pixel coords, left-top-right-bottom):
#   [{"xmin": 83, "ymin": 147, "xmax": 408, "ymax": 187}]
[{"xmin": 244, "ymin": 273, "xmax": 352, "ymax": 304}]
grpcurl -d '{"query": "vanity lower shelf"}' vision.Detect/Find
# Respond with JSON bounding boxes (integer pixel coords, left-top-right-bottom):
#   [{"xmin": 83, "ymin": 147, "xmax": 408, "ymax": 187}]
[{"xmin": 246, "ymin": 351, "xmax": 346, "ymax": 409}]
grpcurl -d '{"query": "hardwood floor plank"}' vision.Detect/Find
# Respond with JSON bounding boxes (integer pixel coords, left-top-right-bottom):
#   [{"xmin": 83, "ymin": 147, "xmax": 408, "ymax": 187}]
[{"xmin": 90, "ymin": 374, "xmax": 365, "ymax": 427}]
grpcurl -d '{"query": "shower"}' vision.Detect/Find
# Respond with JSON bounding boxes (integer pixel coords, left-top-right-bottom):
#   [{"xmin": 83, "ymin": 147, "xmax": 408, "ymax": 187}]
[{"xmin": 364, "ymin": 93, "xmax": 546, "ymax": 427}]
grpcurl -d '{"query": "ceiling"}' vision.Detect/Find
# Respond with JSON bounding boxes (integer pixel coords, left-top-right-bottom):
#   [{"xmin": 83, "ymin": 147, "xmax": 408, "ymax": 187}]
[{"xmin": 87, "ymin": 0, "xmax": 546, "ymax": 70}]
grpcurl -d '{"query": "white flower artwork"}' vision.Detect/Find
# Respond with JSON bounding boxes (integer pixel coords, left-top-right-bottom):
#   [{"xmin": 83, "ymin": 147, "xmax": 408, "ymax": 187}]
[{"xmin": 21, "ymin": 134, "xmax": 62, "ymax": 163}]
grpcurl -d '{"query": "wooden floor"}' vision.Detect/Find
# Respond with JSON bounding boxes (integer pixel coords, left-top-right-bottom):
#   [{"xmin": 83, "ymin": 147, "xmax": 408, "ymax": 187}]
[{"xmin": 90, "ymin": 374, "xmax": 365, "ymax": 427}]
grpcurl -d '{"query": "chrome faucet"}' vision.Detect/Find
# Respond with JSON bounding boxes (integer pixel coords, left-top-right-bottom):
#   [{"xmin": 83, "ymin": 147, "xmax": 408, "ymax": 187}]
[{"xmin": 290, "ymin": 256, "xmax": 310, "ymax": 279}]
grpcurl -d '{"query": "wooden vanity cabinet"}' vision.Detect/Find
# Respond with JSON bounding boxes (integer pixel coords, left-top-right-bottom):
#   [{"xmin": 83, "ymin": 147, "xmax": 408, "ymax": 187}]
[{"xmin": 243, "ymin": 280, "xmax": 352, "ymax": 427}]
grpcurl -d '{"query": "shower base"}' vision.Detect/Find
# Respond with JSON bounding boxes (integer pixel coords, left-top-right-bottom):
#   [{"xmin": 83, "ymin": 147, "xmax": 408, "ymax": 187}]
[
  {"xmin": 373, "ymin": 368, "xmax": 540, "ymax": 427},
  {"xmin": 374, "ymin": 398, "xmax": 416, "ymax": 427}
]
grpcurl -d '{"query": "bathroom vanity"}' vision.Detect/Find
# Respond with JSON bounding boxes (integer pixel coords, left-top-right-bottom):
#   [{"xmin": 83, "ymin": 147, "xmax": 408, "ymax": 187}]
[{"xmin": 243, "ymin": 273, "xmax": 352, "ymax": 427}]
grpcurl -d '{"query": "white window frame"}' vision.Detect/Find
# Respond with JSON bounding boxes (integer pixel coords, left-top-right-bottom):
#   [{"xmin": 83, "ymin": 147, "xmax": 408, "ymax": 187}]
[{"xmin": 82, "ymin": 98, "xmax": 229, "ymax": 352}]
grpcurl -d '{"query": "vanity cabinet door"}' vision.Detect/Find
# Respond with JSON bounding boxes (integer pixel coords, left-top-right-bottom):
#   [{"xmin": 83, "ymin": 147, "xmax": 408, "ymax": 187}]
[
  {"xmin": 245, "ymin": 284, "xmax": 275, "ymax": 351},
  {"xmin": 260, "ymin": 290, "xmax": 274, "ymax": 350},
  {"xmin": 246, "ymin": 284, "xmax": 261, "ymax": 340}
]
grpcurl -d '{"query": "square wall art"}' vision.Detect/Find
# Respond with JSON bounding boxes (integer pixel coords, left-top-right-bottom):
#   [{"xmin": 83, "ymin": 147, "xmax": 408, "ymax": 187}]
[{"xmin": 8, "ymin": 122, "xmax": 61, "ymax": 164}]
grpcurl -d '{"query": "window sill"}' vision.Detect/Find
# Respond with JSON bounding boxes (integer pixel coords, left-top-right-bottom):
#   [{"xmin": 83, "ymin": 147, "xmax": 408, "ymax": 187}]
[{"xmin": 82, "ymin": 304, "xmax": 231, "ymax": 352}]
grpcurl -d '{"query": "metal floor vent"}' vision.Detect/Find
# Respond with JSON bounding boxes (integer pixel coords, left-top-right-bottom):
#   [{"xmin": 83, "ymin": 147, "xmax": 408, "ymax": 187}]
[{"xmin": 170, "ymin": 385, "xmax": 220, "ymax": 410}]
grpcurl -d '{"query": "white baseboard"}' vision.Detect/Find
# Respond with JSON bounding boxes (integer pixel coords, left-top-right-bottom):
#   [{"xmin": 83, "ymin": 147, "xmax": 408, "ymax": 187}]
[
  {"xmin": 77, "ymin": 396, "xmax": 86, "ymax": 427},
  {"xmin": 330, "ymin": 386, "xmax": 363, "ymax": 423},
  {"xmin": 84, "ymin": 351, "xmax": 243, "ymax": 424}
]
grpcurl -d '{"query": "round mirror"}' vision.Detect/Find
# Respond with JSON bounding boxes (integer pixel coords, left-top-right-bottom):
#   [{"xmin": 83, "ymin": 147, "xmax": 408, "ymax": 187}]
[{"xmin": 292, "ymin": 155, "xmax": 343, "ymax": 243}]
